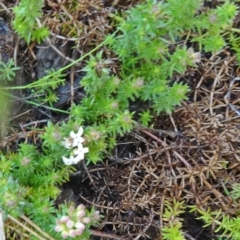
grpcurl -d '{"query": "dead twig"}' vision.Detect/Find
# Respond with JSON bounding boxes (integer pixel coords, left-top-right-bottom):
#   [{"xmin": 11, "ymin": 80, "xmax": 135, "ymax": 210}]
[{"xmin": 90, "ymin": 229, "xmax": 127, "ymax": 240}]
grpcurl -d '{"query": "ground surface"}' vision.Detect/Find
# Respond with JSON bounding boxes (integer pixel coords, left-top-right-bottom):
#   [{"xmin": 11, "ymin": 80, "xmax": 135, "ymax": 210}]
[{"xmin": 1, "ymin": 0, "xmax": 240, "ymax": 240}]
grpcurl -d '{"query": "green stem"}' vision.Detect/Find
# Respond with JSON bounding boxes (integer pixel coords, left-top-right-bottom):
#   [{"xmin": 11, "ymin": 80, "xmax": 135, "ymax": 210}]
[
  {"xmin": 230, "ymin": 28, "xmax": 240, "ymax": 33},
  {"xmin": 0, "ymin": 30, "xmax": 118, "ymax": 91}
]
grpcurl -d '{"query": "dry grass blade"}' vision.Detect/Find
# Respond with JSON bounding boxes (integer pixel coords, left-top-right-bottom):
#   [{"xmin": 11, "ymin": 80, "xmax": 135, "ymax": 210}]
[{"xmin": 6, "ymin": 215, "xmax": 55, "ymax": 240}]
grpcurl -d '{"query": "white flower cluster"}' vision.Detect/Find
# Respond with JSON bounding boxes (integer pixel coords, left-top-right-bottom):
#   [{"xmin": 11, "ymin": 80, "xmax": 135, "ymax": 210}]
[{"xmin": 62, "ymin": 127, "xmax": 89, "ymax": 165}]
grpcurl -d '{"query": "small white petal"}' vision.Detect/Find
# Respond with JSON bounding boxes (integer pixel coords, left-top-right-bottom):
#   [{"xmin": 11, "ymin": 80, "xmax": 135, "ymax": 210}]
[
  {"xmin": 62, "ymin": 156, "xmax": 73, "ymax": 165},
  {"xmin": 77, "ymin": 204, "xmax": 86, "ymax": 211},
  {"xmin": 70, "ymin": 127, "xmax": 83, "ymax": 138},
  {"xmin": 74, "ymin": 144, "xmax": 89, "ymax": 154},
  {"xmin": 82, "ymin": 147, "xmax": 89, "ymax": 154},
  {"xmin": 69, "ymin": 229, "xmax": 77, "ymax": 237},
  {"xmin": 62, "ymin": 138, "xmax": 73, "ymax": 149},
  {"xmin": 72, "ymin": 146, "xmax": 89, "ymax": 164},
  {"xmin": 77, "ymin": 127, "xmax": 84, "ymax": 136},
  {"xmin": 70, "ymin": 130, "xmax": 77, "ymax": 139},
  {"xmin": 74, "ymin": 228, "xmax": 84, "ymax": 236},
  {"xmin": 72, "ymin": 154, "xmax": 84, "ymax": 164}
]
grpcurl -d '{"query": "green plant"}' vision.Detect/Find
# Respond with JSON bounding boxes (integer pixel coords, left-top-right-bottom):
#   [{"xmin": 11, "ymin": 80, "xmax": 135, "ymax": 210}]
[
  {"xmin": 0, "ymin": 125, "xmax": 100, "ymax": 239},
  {"xmin": 0, "ymin": 59, "xmax": 20, "ymax": 82},
  {"xmin": 3, "ymin": 0, "xmax": 240, "ymax": 238},
  {"xmin": 70, "ymin": 0, "xmax": 239, "ymax": 163},
  {"xmin": 190, "ymin": 206, "xmax": 240, "ymax": 240},
  {"xmin": 13, "ymin": 0, "xmax": 49, "ymax": 44},
  {"xmin": 230, "ymin": 183, "xmax": 240, "ymax": 200},
  {"xmin": 29, "ymin": 69, "xmax": 66, "ymax": 107},
  {"xmin": 162, "ymin": 181, "xmax": 240, "ymax": 240},
  {"xmin": 161, "ymin": 199, "xmax": 186, "ymax": 240},
  {"xmin": 54, "ymin": 203, "xmax": 101, "ymax": 239},
  {"xmin": 0, "ymin": 170, "xmax": 27, "ymax": 218},
  {"xmin": 187, "ymin": 183, "xmax": 240, "ymax": 240}
]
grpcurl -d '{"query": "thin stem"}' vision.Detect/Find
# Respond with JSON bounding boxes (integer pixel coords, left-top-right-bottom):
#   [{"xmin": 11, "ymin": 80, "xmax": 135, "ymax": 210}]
[
  {"xmin": 21, "ymin": 215, "xmax": 56, "ymax": 240},
  {"xmin": 0, "ymin": 30, "xmax": 118, "ymax": 91},
  {"xmin": 90, "ymin": 229, "xmax": 127, "ymax": 240},
  {"xmin": 7, "ymin": 215, "xmax": 47, "ymax": 240}
]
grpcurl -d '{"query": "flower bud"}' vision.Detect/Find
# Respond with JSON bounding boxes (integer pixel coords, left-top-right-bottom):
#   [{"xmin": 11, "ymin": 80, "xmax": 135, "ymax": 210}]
[
  {"xmin": 68, "ymin": 205, "xmax": 75, "ymax": 215},
  {"xmin": 91, "ymin": 210, "xmax": 101, "ymax": 222},
  {"xmin": 187, "ymin": 48, "xmax": 201, "ymax": 64},
  {"xmin": 69, "ymin": 229, "xmax": 78, "ymax": 237},
  {"xmin": 66, "ymin": 219, "xmax": 74, "ymax": 228},
  {"xmin": 4, "ymin": 193, "xmax": 17, "ymax": 208},
  {"xmin": 77, "ymin": 209, "xmax": 86, "ymax": 219},
  {"xmin": 74, "ymin": 228, "xmax": 84, "ymax": 236},
  {"xmin": 77, "ymin": 204, "xmax": 86, "ymax": 211},
  {"xmin": 21, "ymin": 157, "xmax": 31, "ymax": 166},
  {"xmin": 75, "ymin": 222, "xmax": 85, "ymax": 231},
  {"xmin": 113, "ymin": 77, "xmax": 120, "ymax": 85},
  {"xmin": 61, "ymin": 230, "xmax": 69, "ymax": 239},
  {"xmin": 54, "ymin": 225, "xmax": 64, "ymax": 232},
  {"xmin": 82, "ymin": 217, "xmax": 91, "ymax": 224},
  {"xmin": 209, "ymin": 14, "xmax": 217, "ymax": 23},
  {"xmin": 60, "ymin": 216, "xmax": 69, "ymax": 223},
  {"xmin": 111, "ymin": 101, "xmax": 119, "ymax": 109},
  {"xmin": 132, "ymin": 78, "xmax": 144, "ymax": 88},
  {"xmin": 52, "ymin": 131, "xmax": 61, "ymax": 141}
]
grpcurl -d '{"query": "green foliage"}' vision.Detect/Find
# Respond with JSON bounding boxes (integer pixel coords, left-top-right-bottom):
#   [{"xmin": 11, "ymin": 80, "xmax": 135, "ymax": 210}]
[
  {"xmin": 0, "ymin": 59, "xmax": 20, "ymax": 82},
  {"xmin": 229, "ymin": 33, "xmax": 240, "ymax": 64},
  {"xmin": 31, "ymin": 69, "xmax": 66, "ymax": 106},
  {"xmin": 139, "ymin": 110, "xmax": 153, "ymax": 127},
  {"xmin": 0, "ymin": 171, "xmax": 27, "ymax": 218},
  {"xmin": 161, "ymin": 199, "xmax": 185, "ymax": 240},
  {"xmin": 13, "ymin": 0, "xmax": 49, "ymax": 44},
  {"xmin": 0, "ymin": 130, "xmax": 76, "ymax": 237},
  {"xmin": 0, "ymin": 128, "xmax": 101, "ymax": 237},
  {"xmin": 192, "ymin": 1, "xmax": 238, "ymax": 52},
  {"xmin": 162, "ymin": 222, "xmax": 185, "ymax": 240},
  {"xmin": 72, "ymin": 0, "xmax": 235, "ymax": 162},
  {"xmin": 230, "ymin": 183, "xmax": 240, "ymax": 200},
  {"xmin": 10, "ymin": 0, "xmax": 239, "ymax": 164},
  {"xmin": 190, "ymin": 186, "xmax": 240, "ymax": 240}
]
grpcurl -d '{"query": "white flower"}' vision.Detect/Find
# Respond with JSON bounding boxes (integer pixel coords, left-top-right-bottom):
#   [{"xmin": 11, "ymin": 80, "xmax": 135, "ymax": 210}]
[
  {"xmin": 73, "ymin": 144, "xmax": 89, "ymax": 162},
  {"xmin": 62, "ymin": 155, "xmax": 76, "ymax": 165},
  {"xmin": 70, "ymin": 127, "xmax": 85, "ymax": 147},
  {"xmin": 62, "ymin": 127, "xmax": 89, "ymax": 165},
  {"xmin": 62, "ymin": 145, "xmax": 89, "ymax": 165},
  {"xmin": 187, "ymin": 48, "xmax": 201, "ymax": 64},
  {"xmin": 62, "ymin": 127, "xmax": 85, "ymax": 149}
]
